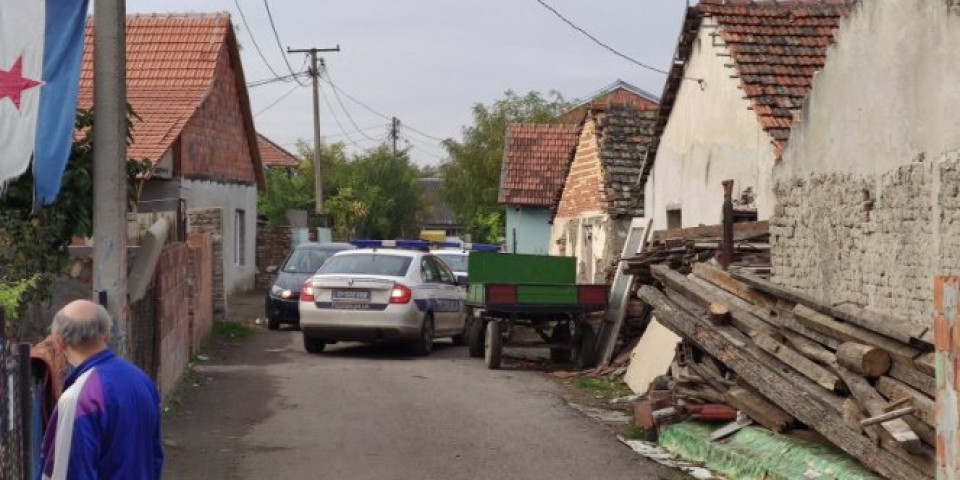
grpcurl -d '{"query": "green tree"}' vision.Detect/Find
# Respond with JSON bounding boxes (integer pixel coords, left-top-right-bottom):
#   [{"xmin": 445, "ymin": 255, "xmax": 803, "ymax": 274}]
[
  {"xmin": 440, "ymin": 90, "xmax": 571, "ymax": 243},
  {"xmin": 257, "ymin": 141, "xmax": 349, "ymax": 225}
]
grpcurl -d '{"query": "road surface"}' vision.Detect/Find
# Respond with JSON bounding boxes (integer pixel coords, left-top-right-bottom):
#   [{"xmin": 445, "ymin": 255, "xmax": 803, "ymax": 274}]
[{"xmin": 162, "ymin": 328, "xmax": 683, "ymax": 479}]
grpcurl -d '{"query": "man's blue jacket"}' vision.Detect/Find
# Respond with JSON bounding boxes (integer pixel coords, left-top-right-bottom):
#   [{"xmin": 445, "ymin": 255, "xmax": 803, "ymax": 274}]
[{"xmin": 36, "ymin": 349, "xmax": 163, "ymax": 480}]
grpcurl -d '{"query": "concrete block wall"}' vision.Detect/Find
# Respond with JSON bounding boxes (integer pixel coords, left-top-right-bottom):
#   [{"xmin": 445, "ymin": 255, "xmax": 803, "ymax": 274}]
[
  {"xmin": 155, "ymin": 242, "xmax": 190, "ymax": 397},
  {"xmin": 187, "ymin": 234, "xmax": 213, "ymax": 355},
  {"xmin": 256, "ymin": 225, "xmax": 292, "ymax": 289},
  {"xmin": 771, "ymin": 154, "xmax": 960, "ymax": 326},
  {"xmin": 187, "ymin": 208, "xmax": 226, "ymax": 320}
]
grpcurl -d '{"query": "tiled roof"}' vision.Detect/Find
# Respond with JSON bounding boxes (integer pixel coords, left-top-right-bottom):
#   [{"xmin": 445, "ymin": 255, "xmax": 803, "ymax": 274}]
[
  {"xmin": 258, "ymin": 134, "xmax": 300, "ymax": 168},
  {"xmin": 498, "ymin": 124, "xmax": 581, "ymax": 207},
  {"xmin": 702, "ymin": 0, "xmax": 851, "ymax": 149},
  {"xmin": 78, "ymin": 13, "xmax": 263, "ymax": 188},
  {"xmin": 556, "ymin": 80, "xmax": 660, "ymax": 125}
]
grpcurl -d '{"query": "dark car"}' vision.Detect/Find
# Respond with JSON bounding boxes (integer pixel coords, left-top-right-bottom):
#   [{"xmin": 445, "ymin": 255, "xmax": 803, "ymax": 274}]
[{"xmin": 265, "ymin": 242, "xmax": 354, "ymax": 329}]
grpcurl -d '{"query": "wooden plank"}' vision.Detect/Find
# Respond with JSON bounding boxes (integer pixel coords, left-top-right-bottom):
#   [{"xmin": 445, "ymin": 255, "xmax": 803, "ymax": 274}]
[
  {"xmin": 876, "ymin": 376, "xmax": 935, "ymax": 427},
  {"xmin": 889, "ymin": 360, "xmax": 935, "ymax": 397},
  {"xmin": 623, "ymin": 318, "xmax": 682, "ymax": 395},
  {"xmin": 792, "ymin": 304, "xmax": 921, "ymax": 364},
  {"xmin": 726, "ymin": 386, "xmax": 794, "ymax": 433},
  {"xmin": 598, "ymin": 217, "xmax": 652, "ymax": 366},
  {"xmin": 638, "ymin": 285, "xmax": 925, "ymax": 480},
  {"xmin": 835, "ymin": 365, "xmax": 921, "ymax": 454},
  {"xmin": 903, "ymin": 415, "xmax": 936, "ymax": 447},
  {"xmin": 913, "ymin": 352, "xmax": 935, "ymax": 377},
  {"xmin": 843, "ymin": 398, "xmax": 880, "ymax": 445},
  {"xmin": 782, "ymin": 331, "xmax": 837, "ymax": 365},
  {"xmin": 846, "ymin": 398, "xmax": 935, "ymax": 476},
  {"xmin": 836, "ymin": 342, "xmax": 891, "ymax": 377},
  {"xmin": 692, "ymin": 263, "xmax": 777, "ymax": 309},
  {"xmin": 648, "ymin": 220, "xmax": 769, "ymax": 244},
  {"xmin": 750, "ymin": 330, "xmax": 842, "ymax": 392},
  {"xmin": 861, "ymin": 407, "xmax": 916, "ymax": 427},
  {"xmin": 733, "ymin": 270, "xmax": 928, "ymax": 346}
]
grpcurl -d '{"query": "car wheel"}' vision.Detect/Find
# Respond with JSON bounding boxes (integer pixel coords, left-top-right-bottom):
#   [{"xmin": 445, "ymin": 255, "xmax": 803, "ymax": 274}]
[
  {"xmin": 412, "ymin": 315, "xmax": 435, "ymax": 356},
  {"xmin": 303, "ymin": 334, "xmax": 326, "ymax": 354},
  {"xmin": 468, "ymin": 317, "xmax": 485, "ymax": 358},
  {"xmin": 576, "ymin": 324, "xmax": 598, "ymax": 370},
  {"xmin": 484, "ymin": 321, "xmax": 502, "ymax": 370},
  {"xmin": 549, "ymin": 324, "xmax": 572, "ymax": 364},
  {"xmin": 267, "ymin": 316, "xmax": 280, "ymax": 331}
]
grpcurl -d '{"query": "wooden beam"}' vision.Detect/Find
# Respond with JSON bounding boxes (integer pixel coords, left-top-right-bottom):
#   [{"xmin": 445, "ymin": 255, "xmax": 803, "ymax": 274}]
[
  {"xmin": 835, "ymin": 365, "xmax": 922, "ymax": 454},
  {"xmin": 750, "ymin": 330, "xmax": 843, "ymax": 392},
  {"xmin": 889, "ymin": 360, "xmax": 935, "ymax": 397},
  {"xmin": 876, "ymin": 376, "xmax": 935, "ymax": 427},
  {"xmin": 913, "ymin": 352, "xmax": 935, "ymax": 377},
  {"xmin": 782, "ymin": 331, "xmax": 837, "ymax": 365},
  {"xmin": 638, "ymin": 285, "xmax": 924, "ymax": 480},
  {"xmin": 725, "ymin": 386, "xmax": 794, "ymax": 433},
  {"xmin": 843, "ymin": 398, "xmax": 880, "ymax": 444},
  {"xmin": 692, "ymin": 263, "xmax": 777, "ymax": 308},
  {"xmin": 649, "ymin": 220, "xmax": 769, "ymax": 244},
  {"xmin": 792, "ymin": 304, "xmax": 921, "ymax": 364},
  {"xmin": 837, "ymin": 342, "xmax": 892, "ymax": 377},
  {"xmin": 861, "ymin": 407, "xmax": 916, "ymax": 427}
]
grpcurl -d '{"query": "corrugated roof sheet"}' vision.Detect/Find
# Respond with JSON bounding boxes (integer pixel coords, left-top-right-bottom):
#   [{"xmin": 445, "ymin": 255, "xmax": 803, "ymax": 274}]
[{"xmin": 499, "ymin": 124, "xmax": 581, "ymax": 207}]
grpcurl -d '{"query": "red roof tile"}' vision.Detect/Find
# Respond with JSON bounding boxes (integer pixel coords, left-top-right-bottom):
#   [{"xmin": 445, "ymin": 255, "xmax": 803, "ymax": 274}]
[
  {"xmin": 699, "ymin": 0, "xmax": 851, "ymax": 147},
  {"xmin": 257, "ymin": 134, "xmax": 300, "ymax": 168},
  {"xmin": 499, "ymin": 124, "xmax": 581, "ymax": 207},
  {"xmin": 78, "ymin": 14, "xmax": 231, "ymax": 163}
]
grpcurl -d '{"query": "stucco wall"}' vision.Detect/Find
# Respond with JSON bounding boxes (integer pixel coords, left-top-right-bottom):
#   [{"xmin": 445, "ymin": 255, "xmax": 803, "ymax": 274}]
[
  {"xmin": 182, "ymin": 179, "xmax": 257, "ymax": 297},
  {"xmin": 645, "ymin": 18, "xmax": 778, "ymax": 231},
  {"xmin": 505, "ymin": 207, "xmax": 552, "ymax": 255},
  {"xmin": 771, "ymin": 0, "xmax": 960, "ymax": 325},
  {"xmin": 550, "ymin": 214, "xmax": 628, "ymax": 284}
]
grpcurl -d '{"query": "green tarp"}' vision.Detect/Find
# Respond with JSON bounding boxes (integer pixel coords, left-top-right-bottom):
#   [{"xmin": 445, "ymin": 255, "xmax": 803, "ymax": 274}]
[{"xmin": 658, "ymin": 423, "xmax": 881, "ymax": 480}]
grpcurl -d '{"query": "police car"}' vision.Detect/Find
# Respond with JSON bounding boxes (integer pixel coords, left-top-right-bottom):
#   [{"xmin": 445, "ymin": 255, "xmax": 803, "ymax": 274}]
[
  {"xmin": 298, "ymin": 240, "xmax": 468, "ymax": 355},
  {"xmin": 431, "ymin": 242, "xmax": 500, "ymax": 285}
]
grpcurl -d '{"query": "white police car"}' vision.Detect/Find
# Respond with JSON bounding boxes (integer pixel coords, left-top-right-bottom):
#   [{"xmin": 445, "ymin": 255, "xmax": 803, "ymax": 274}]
[
  {"xmin": 431, "ymin": 242, "xmax": 499, "ymax": 285},
  {"xmin": 298, "ymin": 240, "xmax": 468, "ymax": 355}
]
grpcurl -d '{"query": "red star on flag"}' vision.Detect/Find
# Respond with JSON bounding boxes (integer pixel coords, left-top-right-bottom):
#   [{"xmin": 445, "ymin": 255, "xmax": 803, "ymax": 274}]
[{"xmin": 0, "ymin": 56, "xmax": 42, "ymax": 110}]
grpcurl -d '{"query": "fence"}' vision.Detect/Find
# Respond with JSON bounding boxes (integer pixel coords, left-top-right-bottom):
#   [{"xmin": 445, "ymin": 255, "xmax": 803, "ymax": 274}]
[{"xmin": 0, "ymin": 309, "xmax": 35, "ymax": 480}]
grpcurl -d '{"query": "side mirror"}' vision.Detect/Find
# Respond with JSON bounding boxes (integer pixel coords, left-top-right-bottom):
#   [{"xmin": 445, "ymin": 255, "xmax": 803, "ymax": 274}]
[
  {"xmin": 266, "ymin": 265, "xmax": 279, "ymax": 274},
  {"xmin": 456, "ymin": 276, "xmax": 469, "ymax": 287}
]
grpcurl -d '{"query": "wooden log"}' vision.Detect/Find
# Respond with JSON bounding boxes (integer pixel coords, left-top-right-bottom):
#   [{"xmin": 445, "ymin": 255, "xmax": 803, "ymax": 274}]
[
  {"xmin": 732, "ymin": 271, "xmax": 929, "ymax": 347},
  {"xmin": 725, "ymin": 386, "xmax": 794, "ymax": 433},
  {"xmin": 842, "ymin": 398, "xmax": 880, "ymax": 444},
  {"xmin": 750, "ymin": 330, "xmax": 843, "ymax": 392},
  {"xmin": 835, "ymin": 365, "xmax": 921, "ymax": 454},
  {"xmin": 875, "ymin": 377, "xmax": 934, "ymax": 427},
  {"xmin": 884, "ymin": 397, "xmax": 913, "ymax": 412},
  {"xmin": 792, "ymin": 304, "xmax": 921, "ymax": 365},
  {"xmin": 889, "ymin": 360, "xmax": 935, "ymax": 397},
  {"xmin": 708, "ymin": 303, "xmax": 730, "ymax": 326},
  {"xmin": 861, "ymin": 407, "xmax": 916, "ymax": 427},
  {"xmin": 903, "ymin": 415, "xmax": 936, "ymax": 447},
  {"xmin": 649, "ymin": 220, "xmax": 769, "ymax": 245},
  {"xmin": 845, "ymin": 398, "xmax": 935, "ymax": 476},
  {"xmin": 836, "ymin": 342, "xmax": 892, "ymax": 377},
  {"xmin": 782, "ymin": 331, "xmax": 837, "ymax": 365},
  {"xmin": 637, "ymin": 285, "xmax": 923, "ymax": 480}
]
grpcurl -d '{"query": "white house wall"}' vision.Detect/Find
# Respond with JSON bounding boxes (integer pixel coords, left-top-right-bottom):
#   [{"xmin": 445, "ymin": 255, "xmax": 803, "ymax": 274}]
[
  {"xmin": 645, "ymin": 18, "xmax": 777, "ymax": 231},
  {"xmin": 182, "ymin": 179, "xmax": 257, "ymax": 296}
]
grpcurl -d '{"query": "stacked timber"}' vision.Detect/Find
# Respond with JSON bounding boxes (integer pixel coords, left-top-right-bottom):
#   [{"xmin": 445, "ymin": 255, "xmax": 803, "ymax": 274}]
[{"xmin": 635, "ymin": 263, "xmax": 936, "ymax": 480}]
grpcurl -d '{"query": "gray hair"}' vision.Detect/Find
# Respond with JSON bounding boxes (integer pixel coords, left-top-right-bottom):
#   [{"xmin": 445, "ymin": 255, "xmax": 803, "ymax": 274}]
[{"xmin": 51, "ymin": 303, "xmax": 113, "ymax": 347}]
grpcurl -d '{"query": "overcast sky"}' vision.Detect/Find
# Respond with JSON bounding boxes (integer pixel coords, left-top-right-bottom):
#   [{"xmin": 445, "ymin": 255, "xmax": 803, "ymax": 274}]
[{"xmin": 126, "ymin": 0, "xmax": 688, "ymax": 166}]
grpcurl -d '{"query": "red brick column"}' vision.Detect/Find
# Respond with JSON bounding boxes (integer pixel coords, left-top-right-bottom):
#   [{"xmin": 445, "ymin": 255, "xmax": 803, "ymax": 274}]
[{"xmin": 935, "ymin": 277, "xmax": 960, "ymax": 479}]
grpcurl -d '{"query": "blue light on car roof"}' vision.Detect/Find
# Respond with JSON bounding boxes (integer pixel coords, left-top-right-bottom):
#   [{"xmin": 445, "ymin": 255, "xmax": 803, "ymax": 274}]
[{"xmin": 350, "ymin": 239, "xmax": 501, "ymax": 252}]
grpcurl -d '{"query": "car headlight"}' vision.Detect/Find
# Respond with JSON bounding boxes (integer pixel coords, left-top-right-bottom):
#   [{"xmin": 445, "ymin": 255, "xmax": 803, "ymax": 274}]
[{"xmin": 270, "ymin": 285, "xmax": 284, "ymax": 297}]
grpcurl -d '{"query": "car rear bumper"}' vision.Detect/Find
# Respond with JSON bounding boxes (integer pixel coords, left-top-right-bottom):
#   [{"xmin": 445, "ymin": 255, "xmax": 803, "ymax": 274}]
[
  {"xmin": 299, "ymin": 303, "xmax": 422, "ymax": 341},
  {"xmin": 266, "ymin": 296, "xmax": 300, "ymax": 323}
]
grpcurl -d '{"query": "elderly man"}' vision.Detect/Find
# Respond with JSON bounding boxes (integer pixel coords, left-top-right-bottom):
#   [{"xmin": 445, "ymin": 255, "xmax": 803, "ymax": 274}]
[{"xmin": 36, "ymin": 300, "xmax": 163, "ymax": 480}]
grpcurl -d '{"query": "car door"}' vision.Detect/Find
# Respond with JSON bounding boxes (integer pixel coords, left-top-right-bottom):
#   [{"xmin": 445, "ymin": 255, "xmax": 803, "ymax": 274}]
[
  {"xmin": 427, "ymin": 256, "xmax": 464, "ymax": 335},
  {"xmin": 418, "ymin": 256, "xmax": 444, "ymax": 327}
]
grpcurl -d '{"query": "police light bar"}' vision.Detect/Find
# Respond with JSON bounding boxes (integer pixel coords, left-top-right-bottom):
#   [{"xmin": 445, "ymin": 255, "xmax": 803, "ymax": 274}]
[
  {"xmin": 431, "ymin": 242, "xmax": 500, "ymax": 252},
  {"xmin": 350, "ymin": 239, "xmax": 431, "ymax": 250}
]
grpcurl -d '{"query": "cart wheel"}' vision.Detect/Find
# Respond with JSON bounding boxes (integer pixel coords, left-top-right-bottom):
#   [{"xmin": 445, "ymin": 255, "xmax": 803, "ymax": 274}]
[
  {"xmin": 576, "ymin": 324, "xmax": 598, "ymax": 370},
  {"xmin": 549, "ymin": 324, "xmax": 572, "ymax": 364},
  {"xmin": 484, "ymin": 321, "xmax": 502, "ymax": 370},
  {"xmin": 468, "ymin": 317, "xmax": 485, "ymax": 358}
]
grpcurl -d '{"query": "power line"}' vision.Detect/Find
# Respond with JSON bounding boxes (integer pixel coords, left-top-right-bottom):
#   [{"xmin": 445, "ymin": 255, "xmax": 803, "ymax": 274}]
[
  {"xmin": 233, "ymin": 0, "xmax": 286, "ymax": 81},
  {"xmin": 320, "ymin": 59, "xmax": 379, "ymax": 142},
  {"xmin": 263, "ymin": 0, "xmax": 309, "ymax": 86},
  {"xmin": 247, "ymin": 71, "xmax": 308, "ymax": 88},
  {"xmin": 255, "ymin": 83, "xmax": 300, "ymax": 117},
  {"xmin": 402, "ymin": 124, "xmax": 446, "ymax": 143},
  {"xmin": 317, "ymin": 83, "xmax": 366, "ymax": 150},
  {"xmin": 402, "ymin": 132, "xmax": 448, "ymax": 157}
]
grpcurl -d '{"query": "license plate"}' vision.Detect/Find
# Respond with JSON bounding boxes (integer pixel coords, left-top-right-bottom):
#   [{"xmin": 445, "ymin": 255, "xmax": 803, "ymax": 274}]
[
  {"xmin": 332, "ymin": 289, "xmax": 370, "ymax": 301},
  {"xmin": 332, "ymin": 303, "xmax": 371, "ymax": 310}
]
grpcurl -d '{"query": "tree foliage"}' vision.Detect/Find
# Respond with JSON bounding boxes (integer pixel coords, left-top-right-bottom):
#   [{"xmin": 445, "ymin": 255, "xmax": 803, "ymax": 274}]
[
  {"xmin": 257, "ymin": 141, "xmax": 349, "ymax": 224},
  {"xmin": 439, "ymin": 90, "xmax": 571, "ymax": 243}
]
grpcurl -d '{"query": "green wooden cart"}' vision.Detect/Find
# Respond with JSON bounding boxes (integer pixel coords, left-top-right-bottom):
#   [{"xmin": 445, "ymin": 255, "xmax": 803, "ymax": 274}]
[{"xmin": 464, "ymin": 252, "xmax": 608, "ymax": 370}]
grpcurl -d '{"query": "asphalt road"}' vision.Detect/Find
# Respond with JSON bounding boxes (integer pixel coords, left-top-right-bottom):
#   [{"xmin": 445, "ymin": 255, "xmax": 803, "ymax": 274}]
[{"xmin": 162, "ymin": 328, "xmax": 682, "ymax": 480}]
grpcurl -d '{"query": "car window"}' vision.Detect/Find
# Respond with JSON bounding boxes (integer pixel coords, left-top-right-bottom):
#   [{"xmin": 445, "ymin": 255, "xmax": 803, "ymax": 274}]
[
  {"xmin": 318, "ymin": 254, "xmax": 412, "ymax": 277},
  {"xmin": 282, "ymin": 248, "xmax": 337, "ymax": 273},
  {"xmin": 431, "ymin": 257, "xmax": 456, "ymax": 284},
  {"xmin": 434, "ymin": 254, "xmax": 468, "ymax": 272},
  {"xmin": 420, "ymin": 257, "xmax": 442, "ymax": 283}
]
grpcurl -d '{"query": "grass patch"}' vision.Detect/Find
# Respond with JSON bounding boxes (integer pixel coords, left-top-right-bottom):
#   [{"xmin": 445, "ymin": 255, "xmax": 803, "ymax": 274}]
[
  {"xmin": 212, "ymin": 321, "xmax": 254, "ymax": 341},
  {"xmin": 576, "ymin": 376, "xmax": 632, "ymax": 399}
]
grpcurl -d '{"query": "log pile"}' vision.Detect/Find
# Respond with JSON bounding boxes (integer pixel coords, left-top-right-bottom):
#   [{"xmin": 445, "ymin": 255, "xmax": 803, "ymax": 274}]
[{"xmin": 635, "ymin": 263, "xmax": 935, "ymax": 480}]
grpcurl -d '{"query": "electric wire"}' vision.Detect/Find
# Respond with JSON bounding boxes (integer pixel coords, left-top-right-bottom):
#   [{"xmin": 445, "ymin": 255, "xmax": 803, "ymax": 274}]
[
  {"xmin": 263, "ymin": 0, "xmax": 309, "ymax": 86},
  {"xmin": 318, "ymin": 82, "xmax": 367, "ymax": 150},
  {"xmin": 320, "ymin": 59, "xmax": 379, "ymax": 142},
  {"xmin": 247, "ymin": 71, "xmax": 308, "ymax": 88},
  {"xmin": 255, "ymin": 83, "xmax": 300, "ymax": 117},
  {"xmin": 233, "ymin": 0, "xmax": 286, "ymax": 81}
]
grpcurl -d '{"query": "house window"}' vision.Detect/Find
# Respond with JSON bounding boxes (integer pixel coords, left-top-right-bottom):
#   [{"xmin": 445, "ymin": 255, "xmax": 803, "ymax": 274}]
[
  {"xmin": 667, "ymin": 208, "xmax": 682, "ymax": 230},
  {"xmin": 234, "ymin": 209, "xmax": 246, "ymax": 266}
]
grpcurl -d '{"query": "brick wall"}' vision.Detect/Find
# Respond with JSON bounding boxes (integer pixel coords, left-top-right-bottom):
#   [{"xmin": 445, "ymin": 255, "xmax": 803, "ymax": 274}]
[
  {"xmin": 179, "ymin": 48, "xmax": 256, "ymax": 186},
  {"xmin": 155, "ymin": 242, "xmax": 190, "ymax": 396},
  {"xmin": 771, "ymin": 154, "xmax": 960, "ymax": 327},
  {"xmin": 556, "ymin": 119, "xmax": 604, "ymax": 218},
  {"xmin": 256, "ymin": 225, "xmax": 292, "ymax": 289},
  {"xmin": 187, "ymin": 234, "xmax": 213, "ymax": 354},
  {"xmin": 187, "ymin": 208, "xmax": 226, "ymax": 320}
]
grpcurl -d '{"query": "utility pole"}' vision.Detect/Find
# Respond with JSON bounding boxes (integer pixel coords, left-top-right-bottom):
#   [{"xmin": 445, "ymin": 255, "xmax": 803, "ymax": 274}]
[
  {"xmin": 390, "ymin": 117, "xmax": 400, "ymax": 158},
  {"xmin": 287, "ymin": 45, "xmax": 340, "ymax": 216},
  {"xmin": 93, "ymin": 0, "xmax": 128, "ymax": 357}
]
